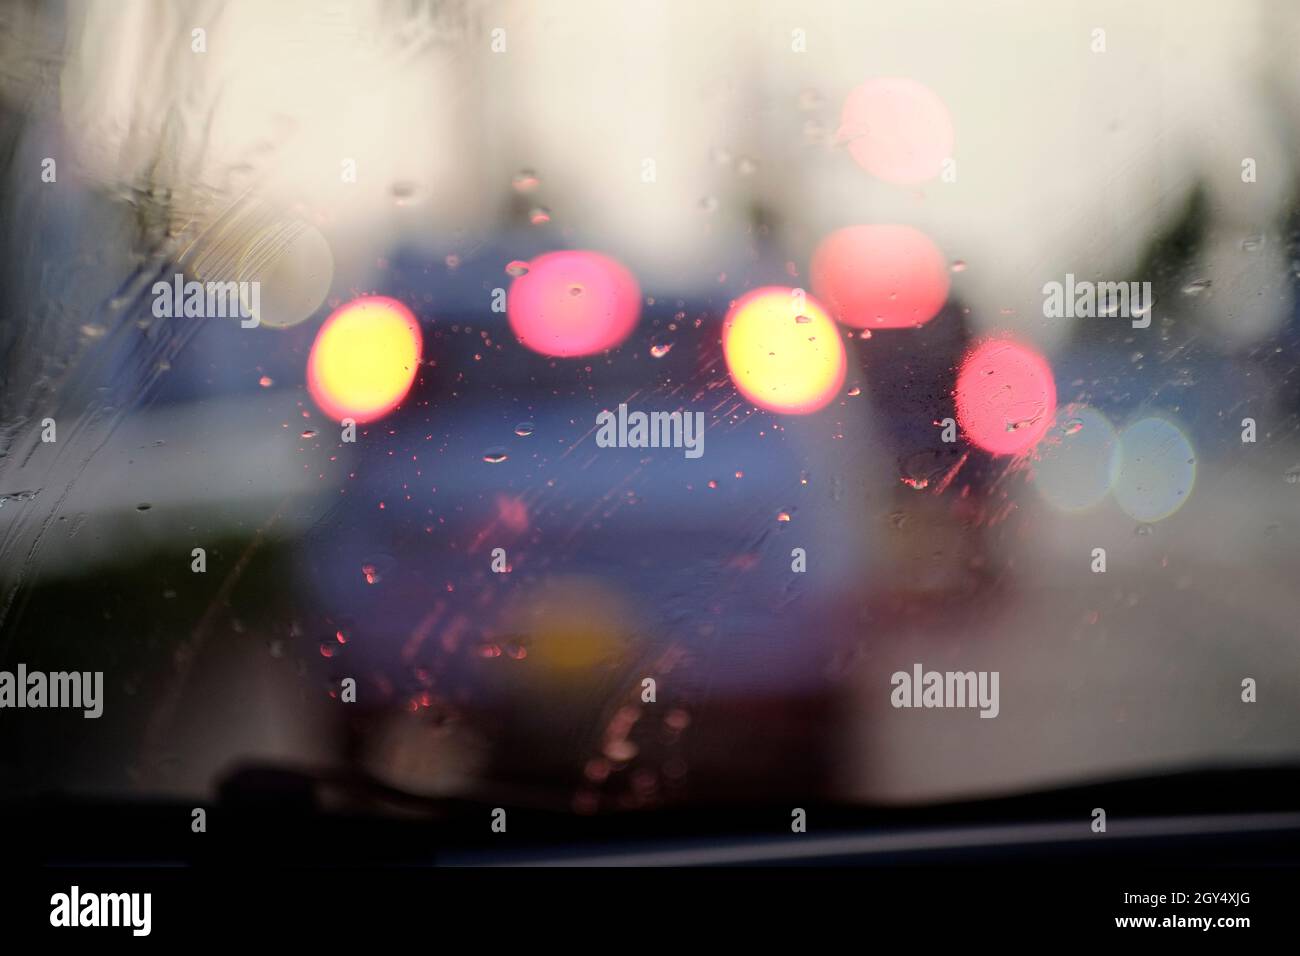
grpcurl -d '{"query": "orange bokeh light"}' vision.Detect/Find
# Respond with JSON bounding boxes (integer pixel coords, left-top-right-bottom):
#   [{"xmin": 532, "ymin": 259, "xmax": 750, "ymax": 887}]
[
  {"xmin": 811, "ymin": 224, "xmax": 950, "ymax": 329},
  {"xmin": 722, "ymin": 287, "xmax": 847, "ymax": 415},
  {"xmin": 955, "ymin": 338, "xmax": 1057, "ymax": 456},
  {"xmin": 307, "ymin": 296, "xmax": 422, "ymax": 423}
]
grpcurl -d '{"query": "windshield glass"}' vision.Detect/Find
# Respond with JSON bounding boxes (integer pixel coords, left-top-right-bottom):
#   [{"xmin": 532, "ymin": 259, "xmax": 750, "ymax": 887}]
[{"xmin": 2, "ymin": 0, "xmax": 1299, "ymax": 817}]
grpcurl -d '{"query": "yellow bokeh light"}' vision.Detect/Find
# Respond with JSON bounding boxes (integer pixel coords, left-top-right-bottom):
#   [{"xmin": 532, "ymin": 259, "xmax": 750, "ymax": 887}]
[
  {"xmin": 722, "ymin": 286, "xmax": 847, "ymax": 414},
  {"xmin": 307, "ymin": 296, "xmax": 422, "ymax": 423},
  {"xmin": 503, "ymin": 577, "xmax": 630, "ymax": 678}
]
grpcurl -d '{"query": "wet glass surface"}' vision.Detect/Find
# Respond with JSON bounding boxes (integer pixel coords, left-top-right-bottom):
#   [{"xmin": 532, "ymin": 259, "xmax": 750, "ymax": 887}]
[{"xmin": 2, "ymin": 1, "xmax": 1299, "ymax": 824}]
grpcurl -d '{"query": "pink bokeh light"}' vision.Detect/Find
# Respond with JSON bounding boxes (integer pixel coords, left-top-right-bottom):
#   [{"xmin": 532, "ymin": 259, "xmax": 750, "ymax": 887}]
[
  {"xmin": 507, "ymin": 250, "xmax": 641, "ymax": 357},
  {"xmin": 955, "ymin": 338, "xmax": 1057, "ymax": 456},
  {"xmin": 839, "ymin": 77, "xmax": 954, "ymax": 185}
]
